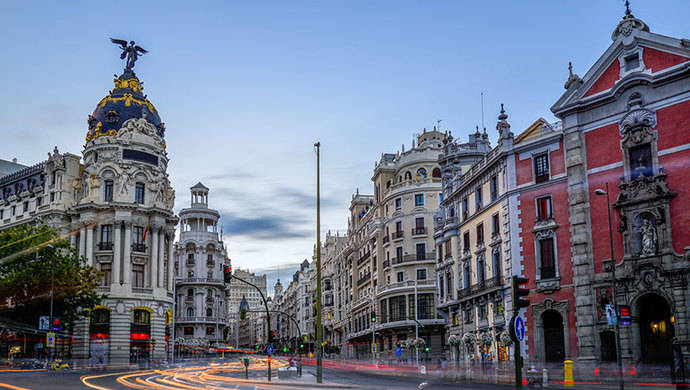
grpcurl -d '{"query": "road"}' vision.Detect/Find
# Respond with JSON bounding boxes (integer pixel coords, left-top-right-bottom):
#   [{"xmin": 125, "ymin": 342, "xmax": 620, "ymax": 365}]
[{"xmin": 0, "ymin": 357, "xmax": 513, "ymax": 390}]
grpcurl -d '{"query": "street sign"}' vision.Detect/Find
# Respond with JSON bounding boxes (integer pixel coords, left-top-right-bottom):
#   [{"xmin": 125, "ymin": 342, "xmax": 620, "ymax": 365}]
[
  {"xmin": 606, "ymin": 304, "xmax": 618, "ymax": 326},
  {"xmin": 51, "ymin": 317, "xmax": 62, "ymax": 331},
  {"xmin": 514, "ymin": 316, "xmax": 525, "ymax": 342},
  {"xmin": 371, "ymin": 344, "xmax": 376, "ymax": 353},
  {"xmin": 39, "ymin": 316, "xmax": 49, "ymax": 330},
  {"xmin": 619, "ymin": 305, "xmax": 632, "ymax": 326},
  {"xmin": 46, "ymin": 332, "xmax": 55, "ymax": 348},
  {"xmin": 266, "ymin": 345, "xmax": 274, "ymax": 355},
  {"xmin": 395, "ymin": 347, "xmax": 402, "ymax": 357}
]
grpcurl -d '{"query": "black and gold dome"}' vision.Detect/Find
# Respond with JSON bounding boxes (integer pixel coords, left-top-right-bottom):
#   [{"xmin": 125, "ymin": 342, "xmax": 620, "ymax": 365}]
[{"xmin": 86, "ymin": 69, "xmax": 165, "ymax": 142}]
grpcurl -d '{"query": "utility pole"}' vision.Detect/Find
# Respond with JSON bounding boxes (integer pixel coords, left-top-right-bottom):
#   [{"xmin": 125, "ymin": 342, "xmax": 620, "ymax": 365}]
[
  {"xmin": 371, "ymin": 292, "xmax": 375, "ymax": 364},
  {"xmin": 414, "ymin": 279, "xmax": 419, "ymax": 366},
  {"xmin": 315, "ymin": 141, "xmax": 323, "ymax": 383},
  {"xmin": 596, "ymin": 183, "xmax": 625, "ymax": 390},
  {"xmin": 47, "ymin": 244, "xmax": 55, "ymax": 361},
  {"xmin": 215, "ymin": 293, "xmax": 219, "ymax": 347},
  {"xmin": 171, "ymin": 277, "xmax": 177, "ymax": 363}
]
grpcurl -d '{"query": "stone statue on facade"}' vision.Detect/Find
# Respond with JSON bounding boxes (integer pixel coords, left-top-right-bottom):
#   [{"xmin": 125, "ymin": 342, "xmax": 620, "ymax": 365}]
[
  {"xmin": 89, "ymin": 173, "xmax": 100, "ymax": 199},
  {"xmin": 119, "ymin": 170, "xmax": 132, "ymax": 195},
  {"xmin": 165, "ymin": 187, "xmax": 175, "ymax": 209},
  {"xmin": 640, "ymin": 218, "xmax": 657, "ymax": 255}
]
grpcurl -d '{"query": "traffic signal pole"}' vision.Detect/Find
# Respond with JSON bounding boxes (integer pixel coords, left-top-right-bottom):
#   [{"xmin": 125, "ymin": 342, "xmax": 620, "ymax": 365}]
[
  {"xmin": 511, "ymin": 275, "xmax": 530, "ymax": 390},
  {"xmin": 227, "ymin": 268, "xmax": 272, "ymax": 381}
]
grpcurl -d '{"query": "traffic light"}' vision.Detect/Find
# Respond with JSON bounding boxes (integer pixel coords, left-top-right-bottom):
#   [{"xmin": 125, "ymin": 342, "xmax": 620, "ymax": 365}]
[
  {"xmin": 300, "ymin": 344, "xmax": 304, "ymax": 350},
  {"xmin": 224, "ymin": 266, "xmax": 232, "ymax": 283},
  {"xmin": 283, "ymin": 347, "xmax": 288, "ymax": 353},
  {"xmin": 371, "ymin": 311, "xmax": 376, "ymax": 323},
  {"xmin": 424, "ymin": 347, "xmax": 430, "ymax": 353},
  {"xmin": 511, "ymin": 275, "xmax": 530, "ymax": 311}
]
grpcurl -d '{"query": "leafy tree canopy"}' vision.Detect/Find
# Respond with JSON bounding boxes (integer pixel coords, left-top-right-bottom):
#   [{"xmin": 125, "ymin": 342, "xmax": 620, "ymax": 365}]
[{"xmin": 0, "ymin": 224, "xmax": 102, "ymax": 330}]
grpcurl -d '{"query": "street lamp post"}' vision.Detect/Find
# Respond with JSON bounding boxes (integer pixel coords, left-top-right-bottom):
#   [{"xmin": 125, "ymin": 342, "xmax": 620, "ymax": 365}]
[
  {"xmin": 315, "ymin": 141, "xmax": 323, "ymax": 383},
  {"xmin": 46, "ymin": 244, "xmax": 55, "ymax": 361},
  {"xmin": 595, "ymin": 183, "xmax": 625, "ymax": 390},
  {"xmin": 171, "ymin": 277, "xmax": 179, "ymax": 364},
  {"xmin": 371, "ymin": 293, "xmax": 375, "ymax": 364},
  {"xmin": 414, "ymin": 279, "xmax": 419, "ymax": 366}
]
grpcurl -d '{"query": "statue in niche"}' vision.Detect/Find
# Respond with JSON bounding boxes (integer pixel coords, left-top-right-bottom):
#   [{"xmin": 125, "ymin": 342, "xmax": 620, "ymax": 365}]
[
  {"xmin": 89, "ymin": 173, "xmax": 100, "ymax": 198},
  {"xmin": 165, "ymin": 187, "xmax": 175, "ymax": 209},
  {"xmin": 119, "ymin": 170, "xmax": 132, "ymax": 195},
  {"xmin": 639, "ymin": 218, "xmax": 658, "ymax": 255}
]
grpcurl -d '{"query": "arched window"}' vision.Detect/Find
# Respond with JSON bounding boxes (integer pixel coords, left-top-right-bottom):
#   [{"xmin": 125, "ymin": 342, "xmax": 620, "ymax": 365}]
[
  {"xmin": 404, "ymin": 171, "xmax": 412, "ymax": 181},
  {"xmin": 187, "ymin": 288, "xmax": 194, "ymax": 297},
  {"xmin": 206, "ymin": 308, "xmax": 213, "ymax": 317},
  {"xmin": 386, "ymin": 180, "xmax": 391, "ymax": 189},
  {"xmin": 133, "ymin": 309, "xmax": 150, "ymax": 324},
  {"xmin": 186, "ymin": 307, "xmax": 194, "ymax": 317},
  {"xmin": 432, "ymin": 168, "xmax": 441, "ymax": 178}
]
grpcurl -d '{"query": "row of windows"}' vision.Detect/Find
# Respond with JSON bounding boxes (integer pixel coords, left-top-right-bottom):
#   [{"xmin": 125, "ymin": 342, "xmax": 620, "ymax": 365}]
[
  {"xmin": 96, "ymin": 224, "xmax": 149, "ymax": 246},
  {"xmin": 384, "ymin": 168, "xmax": 442, "ymax": 189},
  {"xmin": 100, "ymin": 179, "xmax": 145, "ymax": 204},
  {"xmin": 0, "ymin": 195, "xmax": 49, "ymax": 220}
]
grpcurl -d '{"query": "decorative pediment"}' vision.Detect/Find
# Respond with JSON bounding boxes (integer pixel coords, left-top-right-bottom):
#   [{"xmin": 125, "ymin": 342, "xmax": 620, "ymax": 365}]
[{"xmin": 619, "ymin": 108, "xmax": 656, "ymax": 136}]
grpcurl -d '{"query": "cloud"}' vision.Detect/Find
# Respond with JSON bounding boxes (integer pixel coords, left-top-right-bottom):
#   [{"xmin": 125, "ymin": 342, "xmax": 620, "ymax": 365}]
[{"xmin": 219, "ymin": 212, "xmax": 311, "ymax": 240}]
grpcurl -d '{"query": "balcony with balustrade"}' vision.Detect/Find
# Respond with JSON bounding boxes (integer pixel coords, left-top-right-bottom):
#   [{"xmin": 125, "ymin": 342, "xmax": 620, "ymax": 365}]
[{"xmin": 392, "ymin": 252, "xmax": 436, "ymax": 266}]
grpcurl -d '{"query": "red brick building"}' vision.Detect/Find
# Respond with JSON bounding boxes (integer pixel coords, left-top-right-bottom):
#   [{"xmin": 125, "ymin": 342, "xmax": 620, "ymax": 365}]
[
  {"xmin": 512, "ymin": 119, "xmax": 577, "ymax": 363},
  {"xmin": 550, "ymin": 9, "xmax": 690, "ymax": 367}
]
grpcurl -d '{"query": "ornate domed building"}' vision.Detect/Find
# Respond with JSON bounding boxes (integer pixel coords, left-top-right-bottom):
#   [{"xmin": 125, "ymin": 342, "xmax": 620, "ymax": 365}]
[
  {"xmin": 69, "ymin": 62, "xmax": 178, "ymax": 365},
  {"xmin": 0, "ymin": 46, "xmax": 177, "ymax": 365}
]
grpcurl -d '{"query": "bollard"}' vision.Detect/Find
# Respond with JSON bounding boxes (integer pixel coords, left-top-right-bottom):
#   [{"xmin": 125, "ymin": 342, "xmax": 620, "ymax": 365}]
[
  {"xmin": 564, "ymin": 360, "xmax": 574, "ymax": 387},
  {"xmin": 542, "ymin": 368, "xmax": 549, "ymax": 388}
]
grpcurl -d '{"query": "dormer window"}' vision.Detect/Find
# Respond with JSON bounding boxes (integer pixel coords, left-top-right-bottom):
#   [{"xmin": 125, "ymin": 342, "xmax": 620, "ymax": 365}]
[{"xmin": 624, "ymin": 53, "xmax": 640, "ymax": 72}]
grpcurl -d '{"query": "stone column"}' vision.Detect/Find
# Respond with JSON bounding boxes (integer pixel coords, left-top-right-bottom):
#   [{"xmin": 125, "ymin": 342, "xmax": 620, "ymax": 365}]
[
  {"xmin": 151, "ymin": 227, "xmax": 159, "ymax": 288},
  {"xmin": 157, "ymin": 231, "xmax": 165, "ymax": 288},
  {"xmin": 79, "ymin": 227, "xmax": 86, "ymax": 258},
  {"xmin": 71, "ymin": 317, "xmax": 90, "ymax": 367},
  {"xmin": 70, "ymin": 230, "xmax": 77, "ymax": 250},
  {"xmin": 167, "ymin": 234, "xmax": 174, "ymax": 291},
  {"xmin": 113, "ymin": 223, "xmax": 121, "ymax": 286},
  {"xmin": 86, "ymin": 226, "xmax": 94, "ymax": 267},
  {"xmin": 151, "ymin": 305, "xmax": 167, "ymax": 360},
  {"xmin": 123, "ymin": 223, "xmax": 132, "ymax": 286},
  {"xmin": 109, "ymin": 300, "xmax": 131, "ymax": 365}
]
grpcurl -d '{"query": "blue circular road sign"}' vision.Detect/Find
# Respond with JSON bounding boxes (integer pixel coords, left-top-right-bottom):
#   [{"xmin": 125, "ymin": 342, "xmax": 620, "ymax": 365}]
[
  {"xmin": 267, "ymin": 345, "xmax": 274, "ymax": 355},
  {"xmin": 514, "ymin": 316, "xmax": 525, "ymax": 342}
]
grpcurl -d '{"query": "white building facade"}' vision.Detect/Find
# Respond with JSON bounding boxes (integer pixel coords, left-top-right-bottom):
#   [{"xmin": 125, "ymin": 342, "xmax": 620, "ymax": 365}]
[{"xmin": 173, "ymin": 183, "xmax": 230, "ymax": 347}]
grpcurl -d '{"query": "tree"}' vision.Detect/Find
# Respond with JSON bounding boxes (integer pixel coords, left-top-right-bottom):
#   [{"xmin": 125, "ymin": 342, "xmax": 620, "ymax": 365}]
[{"xmin": 0, "ymin": 224, "xmax": 102, "ymax": 330}]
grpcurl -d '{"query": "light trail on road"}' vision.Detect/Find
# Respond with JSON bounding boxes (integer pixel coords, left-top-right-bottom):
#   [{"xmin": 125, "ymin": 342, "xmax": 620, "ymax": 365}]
[{"xmin": 81, "ymin": 357, "xmax": 290, "ymax": 390}]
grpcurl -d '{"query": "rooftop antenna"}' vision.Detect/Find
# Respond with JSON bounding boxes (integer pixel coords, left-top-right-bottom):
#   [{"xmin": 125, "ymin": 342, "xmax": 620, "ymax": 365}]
[
  {"xmin": 481, "ymin": 92, "xmax": 485, "ymax": 131},
  {"xmin": 625, "ymin": 0, "xmax": 631, "ymax": 16}
]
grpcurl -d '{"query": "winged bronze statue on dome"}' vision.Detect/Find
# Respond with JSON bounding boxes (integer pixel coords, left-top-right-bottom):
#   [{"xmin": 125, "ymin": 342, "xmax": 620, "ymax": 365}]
[{"xmin": 110, "ymin": 38, "xmax": 148, "ymax": 71}]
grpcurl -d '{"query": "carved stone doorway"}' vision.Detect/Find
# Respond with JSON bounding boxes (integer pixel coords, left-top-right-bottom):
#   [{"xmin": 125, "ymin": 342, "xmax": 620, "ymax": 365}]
[
  {"xmin": 600, "ymin": 330, "xmax": 617, "ymax": 362},
  {"xmin": 638, "ymin": 293, "xmax": 674, "ymax": 364},
  {"xmin": 543, "ymin": 310, "xmax": 565, "ymax": 362}
]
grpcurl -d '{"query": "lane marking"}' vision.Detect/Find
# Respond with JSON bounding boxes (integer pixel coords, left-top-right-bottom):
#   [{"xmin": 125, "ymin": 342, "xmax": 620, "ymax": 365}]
[{"xmin": 0, "ymin": 383, "xmax": 32, "ymax": 390}]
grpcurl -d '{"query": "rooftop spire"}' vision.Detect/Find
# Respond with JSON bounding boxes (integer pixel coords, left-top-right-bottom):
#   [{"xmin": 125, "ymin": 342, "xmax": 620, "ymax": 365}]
[
  {"xmin": 564, "ymin": 61, "xmax": 582, "ymax": 89},
  {"xmin": 612, "ymin": 1, "xmax": 649, "ymax": 41}
]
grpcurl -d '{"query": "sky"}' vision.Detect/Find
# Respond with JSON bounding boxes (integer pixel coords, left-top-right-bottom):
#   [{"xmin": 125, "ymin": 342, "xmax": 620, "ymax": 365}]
[{"xmin": 2, "ymin": 1, "xmax": 689, "ymax": 295}]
